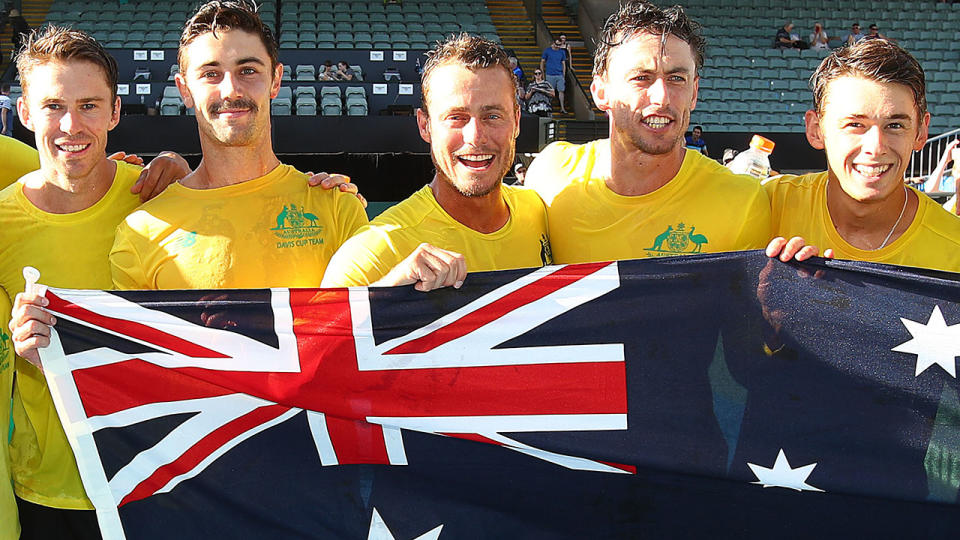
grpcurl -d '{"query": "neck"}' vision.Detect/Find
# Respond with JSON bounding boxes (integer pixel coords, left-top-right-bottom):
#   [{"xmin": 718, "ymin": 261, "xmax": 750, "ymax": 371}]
[
  {"xmin": 604, "ymin": 135, "xmax": 686, "ymax": 196},
  {"xmin": 429, "ymin": 175, "xmax": 509, "ymax": 233},
  {"xmin": 22, "ymin": 158, "xmax": 116, "ymax": 214},
  {"xmin": 825, "ymin": 176, "xmax": 917, "ymax": 250},
  {"xmin": 184, "ymin": 135, "xmax": 280, "ymax": 189}
]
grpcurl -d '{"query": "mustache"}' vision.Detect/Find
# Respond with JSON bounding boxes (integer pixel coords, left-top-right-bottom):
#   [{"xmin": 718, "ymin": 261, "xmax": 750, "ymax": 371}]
[{"xmin": 209, "ymin": 98, "xmax": 258, "ymax": 115}]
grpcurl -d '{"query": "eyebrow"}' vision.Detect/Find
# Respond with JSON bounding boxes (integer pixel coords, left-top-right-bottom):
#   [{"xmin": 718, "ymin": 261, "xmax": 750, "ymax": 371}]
[
  {"xmin": 196, "ymin": 57, "xmax": 267, "ymax": 70},
  {"xmin": 844, "ymin": 113, "xmax": 913, "ymax": 122}
]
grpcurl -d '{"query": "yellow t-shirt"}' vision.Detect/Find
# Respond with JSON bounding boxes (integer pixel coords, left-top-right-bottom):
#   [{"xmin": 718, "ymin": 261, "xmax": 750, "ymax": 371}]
[
  {"xmin": 525, "ymin": 140, "xmax": 772, "ymax": 264},
  {"xmin": 0, "ymin": 292, "xmax": 19, "ymax": 540},
  {"xmin": 764, "ymin": 172, "xmax": 960, "ymax": 272},
  {"xmin": 111, "ymin": 164, "xmax": 369, "ymax": 289},
  {"xmin": 323, "ymin": 184, "xmax": 551, "ymax": 287},
  {"xmin": 0, "ymin": 137, "xmax": 40, "ymax": 190},
  {"xmin": 0, "ymin": 161, "xmax": 143, "ymax": 509}
]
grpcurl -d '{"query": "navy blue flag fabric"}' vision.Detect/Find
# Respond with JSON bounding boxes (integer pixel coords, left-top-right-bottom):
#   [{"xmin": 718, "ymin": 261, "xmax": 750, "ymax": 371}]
[{"xmin": 37, "ymin": 251, "xmax": 960, "ymax": 539}]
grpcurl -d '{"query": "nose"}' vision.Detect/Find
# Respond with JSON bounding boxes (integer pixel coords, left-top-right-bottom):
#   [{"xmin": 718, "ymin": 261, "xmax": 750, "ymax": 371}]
[
  {"xmin": 219, "ymin": 72, "xmax": 242, "ymax": 100},
  {"xmin": 59, "ymin": 109, "xmax": 80, "ymax": 135},
  {"xmin": 648, "ymin": 77, "xmax": 669, "ymax": 107},
  {"xmin": 462, "ymin": 117, "xmax": 486, "ymax": 145},
  {"xmin": 862, "ymin": 125, "xmax": 885, "ymax": 155}
]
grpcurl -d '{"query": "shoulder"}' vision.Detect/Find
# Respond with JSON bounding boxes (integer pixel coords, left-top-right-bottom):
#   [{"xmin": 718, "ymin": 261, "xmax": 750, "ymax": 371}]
[
  {"xmin": 916, "ymin": 191, "xmax": 960, "ymax": 245},
  {"xmin": 526, "ymin": 141, "xmax": 592, "ymax": 190},
  {"xmin": 368, "ymin": 185, "xmax": 435, "ymax": 230},
  {"xmin": 501, "ymin": 184, "xmax": 546, "ymax": 211},
  {"xmin": 761, "ymin": 172, "xmax": 825, "ymax": 198}
]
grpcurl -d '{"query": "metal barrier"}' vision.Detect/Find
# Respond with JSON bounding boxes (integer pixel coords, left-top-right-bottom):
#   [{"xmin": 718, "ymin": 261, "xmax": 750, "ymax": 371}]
[{"xmin": 907, "ymin": 126, "xmax": 960, "ymax": 180}]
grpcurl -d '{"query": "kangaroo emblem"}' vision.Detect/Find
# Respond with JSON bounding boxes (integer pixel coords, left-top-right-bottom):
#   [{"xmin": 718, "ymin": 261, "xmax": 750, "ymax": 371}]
[
  {"xmin": 647, "ymin": 225, "xmax": 673, "ymax": 251},
  {"xmin": 276, "ymin": 205, "xmax": 289, "ymax": 229}
]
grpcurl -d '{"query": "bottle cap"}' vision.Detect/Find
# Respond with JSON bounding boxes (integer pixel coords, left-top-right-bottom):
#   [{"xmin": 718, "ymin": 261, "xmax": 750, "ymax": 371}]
[{"xmin": 749, "ymin": 135, "xmax": 775, "ymax": 154}]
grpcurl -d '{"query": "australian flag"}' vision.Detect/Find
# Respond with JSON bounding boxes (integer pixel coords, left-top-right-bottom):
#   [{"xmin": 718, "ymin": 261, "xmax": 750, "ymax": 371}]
[{"xmin": 37, "ymin": 252, "xmax": 960, "ymax": 539}]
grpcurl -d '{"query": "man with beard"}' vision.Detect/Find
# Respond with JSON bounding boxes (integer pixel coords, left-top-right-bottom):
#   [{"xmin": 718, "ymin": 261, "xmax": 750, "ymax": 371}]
[
  {"xmin": 524, "ymin": 1, "xmax": 771, "ymax": 264},
  {"xmin": 322, "ymin": 34, "xmax": 550, "ymax": 289},
  {"xmin": 107, "ymin": 0, "xmax": 368, "ymax": 289}
]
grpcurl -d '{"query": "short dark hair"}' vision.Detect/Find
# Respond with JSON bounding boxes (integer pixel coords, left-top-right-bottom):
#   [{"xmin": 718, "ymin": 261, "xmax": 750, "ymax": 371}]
[
  {"xmin": 420, "ymin": 33, "xmax": 516, "ymax": 114},
  {"xmin": 593, "ymin": 0, "xmax": 705, "ymax": 77},
  {"xmin": 0, "ymin": 84, "xmax": 9, "ymax": 93},
  {"xmin": 692, "ymin": 125, "xmax": 703, "ymax": 132},
  {"xmin": 16, "ymin": 25, "xmax": 119, "ymax": 103},
  {"xmin": 179, "ymin": 0, "xmax": 278, "ymax": 73},
  {"xmin": 810, "ymin": 38, "xmax": 926, "ymax": 119}
]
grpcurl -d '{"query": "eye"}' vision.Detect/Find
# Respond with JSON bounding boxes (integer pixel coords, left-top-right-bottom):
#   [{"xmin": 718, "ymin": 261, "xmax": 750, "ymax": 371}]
[
  {"xmin": 886, "ymin": 122, "xmax": 905, "ymax": 130},
  {"xmin": 241, "ymin": 67, "xmax": 257, "ymax": 75},
  {"xmin": 202, "ymin": 70, "xmax": 220, "ymax": 80},
  {"xmin": 80, "ymin": 103, "xmax": 97, "ymax": 110},
  {"xmin": 44, "ymin": 103, "xmax": 62, "ymax": 110}
]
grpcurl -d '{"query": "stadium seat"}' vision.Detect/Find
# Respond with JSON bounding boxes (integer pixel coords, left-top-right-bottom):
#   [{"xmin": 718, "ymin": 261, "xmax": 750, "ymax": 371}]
[
  {"xmin": 321, "ymin": 97, "xmax": 343, "ymax": 116},
  {"xmin": 159, "ymin": 86, "xmax": 182, "ymax": 116},
  {"xmin": 272, "ymin": 87, "xmax": 293, "ymax": 116},
  {"xmin": 282, "ymin": 66, "xmax": 292, "ymax": 81},
  {"xmin": 349, "ymin": 65, "xmax": 364, "ymax": 81},
  {"xmin": 295, "ymin": 86, "xmax": 317, "ymax": 101},
  {"xmin": 346, "ymin": 96, "xmax": 369, "ymax": 116},
  {"xmin": 295, "ymin": 65, "xmax": 316, "ymax": 81},
  {"xmin": 296, "ymin": 97, "xmax": 318, "ymax": 116}
]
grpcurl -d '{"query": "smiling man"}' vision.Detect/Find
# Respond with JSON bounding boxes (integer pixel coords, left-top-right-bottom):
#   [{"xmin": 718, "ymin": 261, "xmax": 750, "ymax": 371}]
[
  {"xmin": 764, "ymin": 39, "xmax": 960, "ymax": 272},
  {"xmin": 108, "ymin": 0, "xmax": 367, "ymax": 290},
  {"xmin": 1, "ymin": 25, "xmax": 190, "ymax": 539},
  {"xmin": 322, "ymin": 34, "xmax": 550, "ymax": 289},
  {"xmin": 524, "ymin": 1, "xmax": 770, "ymax": 264}
]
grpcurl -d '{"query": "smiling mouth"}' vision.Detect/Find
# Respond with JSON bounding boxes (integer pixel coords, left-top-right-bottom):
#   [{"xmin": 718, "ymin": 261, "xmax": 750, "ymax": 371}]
[
  {"xmin": 457, "ymin": 154, "xmax": 495, "ymax": 169},
  {"xmin": 853, "ymin": 163, "xmax": 892, "ymax": 177},
  {"xmin": 56, "ymin": 142, "xmax": 90, "ymax": 153},
  {"xmin": 642, "ymin": 115, "xmax": 672, "ymax": 129}
]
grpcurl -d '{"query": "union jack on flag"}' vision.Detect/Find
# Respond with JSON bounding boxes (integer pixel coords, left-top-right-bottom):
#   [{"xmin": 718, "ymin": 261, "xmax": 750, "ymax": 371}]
[{"xmin": 39, "ymin": 262, "xmax": 630, "ymax": 539}]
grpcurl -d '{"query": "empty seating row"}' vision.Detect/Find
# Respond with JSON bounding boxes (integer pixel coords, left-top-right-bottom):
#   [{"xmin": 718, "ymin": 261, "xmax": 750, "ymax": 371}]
[
  {"xmin": 271, "ymin": 86, "xmax": 369, "ymax": 116},
  {"xmin": 279, "ymin": 14, "xmax": 492, "ymax": 34}
]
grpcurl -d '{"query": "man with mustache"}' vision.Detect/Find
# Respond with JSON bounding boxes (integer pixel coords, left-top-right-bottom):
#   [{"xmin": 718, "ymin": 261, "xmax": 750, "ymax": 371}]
[
  {"xmin": 322, "ymin": 34, "xmax": 550, "ymax": 289},
  {"xmin": 107, "ymin": 0, "xmax": 368, "ymax": 290},
  {"xmin": 524, "ymin": 1, "xmax": 772, "ymax": 265}
]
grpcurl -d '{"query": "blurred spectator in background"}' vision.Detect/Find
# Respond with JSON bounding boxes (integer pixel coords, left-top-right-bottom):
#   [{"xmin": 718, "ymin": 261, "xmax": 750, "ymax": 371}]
[
  {"xmin": 334, "ymin": 60, "xmax": 357, "ymax": 81},
  {"xmin": 845, "ymin": 22, "xmax": 865, "ymax": 46},
  {"xmin": 0, "ymin": 83, "xmax": 11, "ymax": 137},
  {"xmin": 9, "ymin": 9, "xmax": 29, "ymax": 55},
  {"xmin": 775, "ymin": 22, "xmax": 808, "ymax": 49},
  {"xmin": 513, "ymin": 162, "xmax": 527, "ymax": 185},
  {"xmin": 558, "ymin": 33, "xmax": 573, "ymax": 71},
  {"xmin": 685, "ymin": 125, "xmax": 708, "ymax": 156},
  {"xmin": 863, "ymin": 24, "xmax": 890, "ymax": 41},
  {"xmin": 809, "ymin": 22, "xmax": 830, "ymax": 49},
  {"xmin": 922, "ymin": 139, "xmax": 959, "ymax": 215},
  {"xmin": 540, "ymin": 38, "xmax": 567, "ymax": 114},
  {"xmin": 509, "ymin": 56, "xmax": 525, "ymax": 86},
  {"xmin": 524, "ymin": 68, "xmax": 555, "ymax": 118},
  {"xmin": 318, "ymin": 60, "xmax": 335, "ymax": 81}
]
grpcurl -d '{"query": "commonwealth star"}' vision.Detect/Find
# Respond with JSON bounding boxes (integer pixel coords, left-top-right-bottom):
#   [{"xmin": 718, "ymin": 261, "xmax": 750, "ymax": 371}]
[
  {"xmin": 892, "ymin": 305, "xmax": 960, "ymax": 378},
  {"xmin": 748, "ymin": 449, "xmax": 823, "ymax": 492}
]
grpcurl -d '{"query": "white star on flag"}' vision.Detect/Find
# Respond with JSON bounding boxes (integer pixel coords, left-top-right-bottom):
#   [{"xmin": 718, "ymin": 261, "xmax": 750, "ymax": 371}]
[
  {"xmin": 367, "ymin": 508, "xmax": 443, "ymax": 540},
  {"xmin": 748, "ymin": 449, "xmax": 823, "ymax": 492},
  {"xmin": 892, "ymin": 305, "xmax": 960, "ymax": 378}
]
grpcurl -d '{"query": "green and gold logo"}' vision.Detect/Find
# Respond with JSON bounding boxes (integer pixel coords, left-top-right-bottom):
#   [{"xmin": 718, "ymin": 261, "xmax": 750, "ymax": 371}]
[
  {"xmin": 0, "ymin": 330, "xmax": 11, "ymax": 373},
  {"xmin": 644, "ymin": 223, "xmax": 709, "ymax": 256},
  {"xmin": 273, "ymin": 204, "xmax": 325, "ymax": 248},
  {"xmin": 539, "ymin": 233, "xmax": 553, "ymax": 265}
]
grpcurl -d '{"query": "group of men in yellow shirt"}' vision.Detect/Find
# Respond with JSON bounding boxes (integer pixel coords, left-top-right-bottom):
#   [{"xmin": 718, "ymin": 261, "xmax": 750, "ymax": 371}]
[{"xmin": 3, "ymin": 0, "xmax": 960, "ymax": 538}]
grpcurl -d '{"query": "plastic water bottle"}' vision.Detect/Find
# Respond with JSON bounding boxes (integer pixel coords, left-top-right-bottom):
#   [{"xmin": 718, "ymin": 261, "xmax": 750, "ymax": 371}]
[{"xmin": 728, "ymin": 135, "xmax": 775, "ymax": 179}]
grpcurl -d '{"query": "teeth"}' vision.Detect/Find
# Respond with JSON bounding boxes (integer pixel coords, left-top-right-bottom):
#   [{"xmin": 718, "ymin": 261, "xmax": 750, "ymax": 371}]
[
  {"xmin": 459, "ymin": 154, "xmax": 493, "ymax": 162},
  {"xmin": 854, "ymin": 164, "xmax": 891, "ymax": 176},
  {"xmin": 643, "ymin": 117, "xmax": 670, "ymax": 128},
  {"xmin": 59, "ymin": 144, "xmax": 88, "ymax": 152}
]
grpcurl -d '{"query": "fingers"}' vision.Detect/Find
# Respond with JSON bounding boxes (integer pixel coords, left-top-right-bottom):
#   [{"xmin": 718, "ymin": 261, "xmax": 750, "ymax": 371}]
[
  {"xmin": 355, "ymin": 192, "xmax": 368, "ymax": 209},
  {"xmin": 764, "ymin": 237, "xmax": 787, "ymax": 258},
  {"xmin": 132, "ymin": 153, "xmax": 191, "ymax": 202},
  {"xmin": 336, "ymin": 182, "xmax": 359, "ymax": 195},
  {"xmin": 108, "ymin": 151, "xmax": 126, "ymax": 161},
  {"xmin": 379, "ymin": 244, "xmax": 467, "ymax": 291},
  {"xmin": 766, "ymin": 236, "xmax": 819, "ymax": 262},
  {"xmin": 823, "ymin": 248, "xmax": 835, "ymax": 259}
]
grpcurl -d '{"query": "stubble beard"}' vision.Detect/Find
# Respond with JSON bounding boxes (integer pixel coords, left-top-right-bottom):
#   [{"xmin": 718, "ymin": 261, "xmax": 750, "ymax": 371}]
[{"xmin": 432, "ymin": 145, "xmax": 515, "ymax": 198}]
